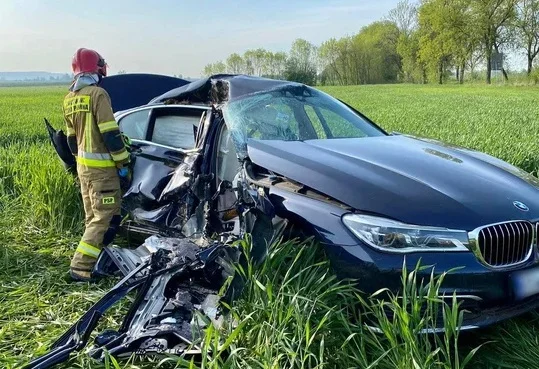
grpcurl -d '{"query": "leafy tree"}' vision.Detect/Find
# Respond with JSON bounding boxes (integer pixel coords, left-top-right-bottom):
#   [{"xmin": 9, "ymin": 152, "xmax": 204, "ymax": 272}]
[
  {"xmin": 471, "ymin": 0, "xmax": 517, "ymax": 83},
  {"xmin": 468, "ymin": 49, "xmax": 484, "ymax": 77},
  {"xmin": 226, "ymin": 53, "xmax": 245, "ymax": 74},
  {"xmin": 214, "ymin": 61, "xmax": 227, "ymax": 75},
  {"xmin": 418, "ymin": 0, "xmax": 454, "ymax": 84},
  {"xmin": 244, "ymin": 48, "xmax": 268, "ymax": 76},
  {"xmin": 319, "ymin": 38, "xmax": 346, "ymax": 85},
  {"xmin": 417, "ymin": 0, "xmax": 479, "ymax": 84},
  {"xmin": 203, "ymin": 64, "xmax": 213, "ymax": 77},
  {"xmin": 450, "ymin": 0, "xmax": 480, "ymax": 83},
  {"xmin": 272, "ymin": 52, "xmax": 288, "ymax": 79},
  {"xmin": 514, "ymin": 0, "xmax": 539, "ymax": 75},
  {"xmin": 388, "ymin": 1, "xmax": 427, "ymax": 82},
  {"xmin": 355, "ymin": 21, "xmax": 401, "ymax": 84},
  {"xmin": 203, "ymin": 61, "xmax": 226, "ymax": 77},
  {"xmin": 397, "ymin": 30, "xmax": 427, "ymax": 83},
  {"xmin": 201, "ymin": 0, "xmax": 525, "ymax": 85},
  {"xmin": 259, "ymin": 51, "xmax": 287, "ymax": 79},
  {"xmin": 318, "ymin": 23, "xmax": 400, "ymax": 85},
  {"xmin": 284, "ymin": 39, "xmax": 318, "ymax": 85}
]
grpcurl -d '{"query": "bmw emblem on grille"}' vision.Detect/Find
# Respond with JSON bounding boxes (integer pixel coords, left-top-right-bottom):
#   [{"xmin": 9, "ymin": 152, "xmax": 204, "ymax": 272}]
[{"xmin": 513, "ymin": 201, "xmax": 529, "ymax": 212}]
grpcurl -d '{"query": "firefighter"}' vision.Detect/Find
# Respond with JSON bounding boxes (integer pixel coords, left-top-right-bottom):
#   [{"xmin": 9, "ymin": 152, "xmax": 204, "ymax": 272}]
[{"xmin": 63, "ymin": 48, "xmax": 130, "ymax": 282}]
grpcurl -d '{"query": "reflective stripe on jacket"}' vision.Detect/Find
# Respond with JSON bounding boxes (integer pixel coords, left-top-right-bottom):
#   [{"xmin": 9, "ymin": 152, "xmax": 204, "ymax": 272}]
[{"xmin": 63, "ymin": 85, "xmax": 129, "ymax": 169}]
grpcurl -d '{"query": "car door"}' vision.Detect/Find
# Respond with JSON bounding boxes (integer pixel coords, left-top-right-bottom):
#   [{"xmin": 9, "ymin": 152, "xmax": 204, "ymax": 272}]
[{"xmin": 116, "ymin": 105, "xmax": 209, "ymax": 241}]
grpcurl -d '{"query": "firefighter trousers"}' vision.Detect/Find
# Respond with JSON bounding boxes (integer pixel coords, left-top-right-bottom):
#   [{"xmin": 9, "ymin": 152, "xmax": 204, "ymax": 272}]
[{"xmin": 70, "ymin": 165, "xmax": 122, "ymax": 278}]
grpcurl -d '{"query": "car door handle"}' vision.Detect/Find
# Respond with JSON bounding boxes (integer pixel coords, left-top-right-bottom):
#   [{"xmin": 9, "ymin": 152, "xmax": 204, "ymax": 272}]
[
  {"xmin": 131, "ymin": 142, "xmax": 148, "ymax": 149},
  {"xmin": 164, "ymin": 150, "xmax": 183, "ymax": 158}
]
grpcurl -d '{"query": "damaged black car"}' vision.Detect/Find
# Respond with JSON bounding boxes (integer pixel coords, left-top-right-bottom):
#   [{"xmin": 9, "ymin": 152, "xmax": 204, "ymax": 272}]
[{"xmin": 37, "ymin": 73, "xmax": 539, "ymax": 366}]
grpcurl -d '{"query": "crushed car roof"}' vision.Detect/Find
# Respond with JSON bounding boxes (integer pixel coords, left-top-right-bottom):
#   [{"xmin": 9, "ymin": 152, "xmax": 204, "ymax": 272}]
[{"xmin": 149, "ymin": 74, "xmax": 305, "ymax": 105}]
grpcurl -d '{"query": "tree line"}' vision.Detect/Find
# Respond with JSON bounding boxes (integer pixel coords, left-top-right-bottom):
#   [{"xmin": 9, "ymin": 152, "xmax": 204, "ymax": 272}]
[{"xmin": 203, "ymin": 0, "xmax": 539, "ymax": 85}]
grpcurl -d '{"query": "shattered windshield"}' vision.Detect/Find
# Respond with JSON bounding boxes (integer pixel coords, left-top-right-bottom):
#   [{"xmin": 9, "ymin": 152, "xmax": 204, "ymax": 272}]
[{"xmin": 223, "ymin": 85, "xmax": 385, "ymax": 154}]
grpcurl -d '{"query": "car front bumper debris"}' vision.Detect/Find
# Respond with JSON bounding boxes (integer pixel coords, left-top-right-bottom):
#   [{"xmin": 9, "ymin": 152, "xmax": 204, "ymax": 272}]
[{"xmin": 24, "ymin": 236, "xmax": 244, "ymax": 369}]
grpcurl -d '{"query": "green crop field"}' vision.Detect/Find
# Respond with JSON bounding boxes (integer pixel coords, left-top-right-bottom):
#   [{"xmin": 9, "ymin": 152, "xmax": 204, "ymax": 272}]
[{"xmin": 2, "ymin": 84, "xmax": 539, "ymax": 369}]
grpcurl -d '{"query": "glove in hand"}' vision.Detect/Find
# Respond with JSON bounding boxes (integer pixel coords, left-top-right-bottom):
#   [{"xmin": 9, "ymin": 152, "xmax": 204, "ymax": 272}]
[{"xmin": 118, "ymin": 167, "xmax": 129, "ymax": 178}]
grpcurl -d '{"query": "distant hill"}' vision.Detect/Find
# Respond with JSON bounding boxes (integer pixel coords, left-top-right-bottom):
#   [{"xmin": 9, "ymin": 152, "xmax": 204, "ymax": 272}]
[
  {"xmin": 0, "ymin": 72, "xmax": 199, "ymax": 87},
  {"xmin": 0, "ymin": 71, "xmax": 72, "ymax": 82},
  {"xmin": 0, "ymin": 71, "xmax": 71, "ymax": 82}
]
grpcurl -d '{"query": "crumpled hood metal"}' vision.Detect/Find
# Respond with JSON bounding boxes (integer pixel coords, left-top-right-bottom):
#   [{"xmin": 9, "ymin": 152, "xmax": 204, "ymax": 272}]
[
  {"xmin": 247, "ymin": 135, "xmax": 539, "ymax": 230},
  {"xmin": 150, "ymin": 74, "xmax": 304, "ymax": 105}
]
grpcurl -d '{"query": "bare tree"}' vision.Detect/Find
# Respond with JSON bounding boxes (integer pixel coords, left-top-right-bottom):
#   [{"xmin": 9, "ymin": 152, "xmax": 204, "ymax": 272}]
[{"xmin": 387, "ymin": 0, "xmax": 418, "ymax": 37}]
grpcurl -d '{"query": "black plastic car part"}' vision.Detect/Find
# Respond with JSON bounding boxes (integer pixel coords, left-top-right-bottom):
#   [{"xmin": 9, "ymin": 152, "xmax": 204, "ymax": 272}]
[
  {"xmin": 44, "ymin": 118, "xmax": 76, "ymax": 175},
  {"xmin": 24, "ymin": 237, "xmax": 243, "ymax": 369},
  {"xmin": 24, "ymin": 261, "xmax": 150, "ymax": 369}
]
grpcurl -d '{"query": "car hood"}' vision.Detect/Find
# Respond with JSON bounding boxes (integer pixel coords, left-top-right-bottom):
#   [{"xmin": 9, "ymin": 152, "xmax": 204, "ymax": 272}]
[{"xmin": 246, "ymin": 135, "xmax": 539, "ymax": 230}]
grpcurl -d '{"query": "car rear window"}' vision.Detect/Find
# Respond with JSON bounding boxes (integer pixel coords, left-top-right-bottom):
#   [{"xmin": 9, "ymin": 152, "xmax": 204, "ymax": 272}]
[{"xmin": 152, "ymin": 115, "xmax": 200, "ymax": 149}]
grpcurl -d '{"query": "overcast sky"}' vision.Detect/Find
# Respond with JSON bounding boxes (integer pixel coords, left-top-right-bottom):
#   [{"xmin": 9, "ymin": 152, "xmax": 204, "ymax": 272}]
[{"xmin": 0, "ymin": 0, "xmax": 401, "ymax": 77}]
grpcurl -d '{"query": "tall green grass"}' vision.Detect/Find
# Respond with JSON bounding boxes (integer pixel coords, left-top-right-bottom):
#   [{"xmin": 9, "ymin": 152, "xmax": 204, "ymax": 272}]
[
  {"xmin": 0, "ymin": 143, "xmax": 82, "ymax": 233},
  {"xmin": 158, "ymin": 238, "xmax": 479, "ymax": 369},
  {"xmin": 0, "ymin": 86, "xmax": 82, "ymax": 232},
  {"xmin": 321, "ymin": 84, "xmax": 539, "ymax": 175}
]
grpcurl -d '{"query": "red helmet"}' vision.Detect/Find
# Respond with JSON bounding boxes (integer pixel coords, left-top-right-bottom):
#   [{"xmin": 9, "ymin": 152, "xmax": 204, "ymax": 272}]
[{"xmin": 71, "ymin": 48, "xmax": 107, "ymax": 77}]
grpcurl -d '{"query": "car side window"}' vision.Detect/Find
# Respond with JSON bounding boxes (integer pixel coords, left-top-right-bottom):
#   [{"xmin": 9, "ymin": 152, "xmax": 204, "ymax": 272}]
[
  {"xmin": 118, "ymin": 109, "xmax": 150, "ymax": 140},
  {"xmin": 152, "ymin": 115, "xmax": 200, "ymax": 149},
  {"xmin": 319, "ymin": 107, "xmax": 367, "ymax": 138},
  {"xmin": 304, "ymin": 105, "xmax": 327, "ymax": 139}
]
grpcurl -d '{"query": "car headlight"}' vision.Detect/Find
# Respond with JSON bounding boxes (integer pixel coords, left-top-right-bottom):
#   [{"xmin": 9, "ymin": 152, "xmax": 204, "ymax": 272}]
[{"xmin": 342, "ymin": 214, "xmax": 470, "ymax": 252}]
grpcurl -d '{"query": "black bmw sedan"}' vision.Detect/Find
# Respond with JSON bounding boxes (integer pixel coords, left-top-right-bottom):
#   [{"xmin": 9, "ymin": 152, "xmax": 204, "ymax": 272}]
[{"xmin": 49, "ymin": 74, "xmax": 539, "ymax": 330}]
